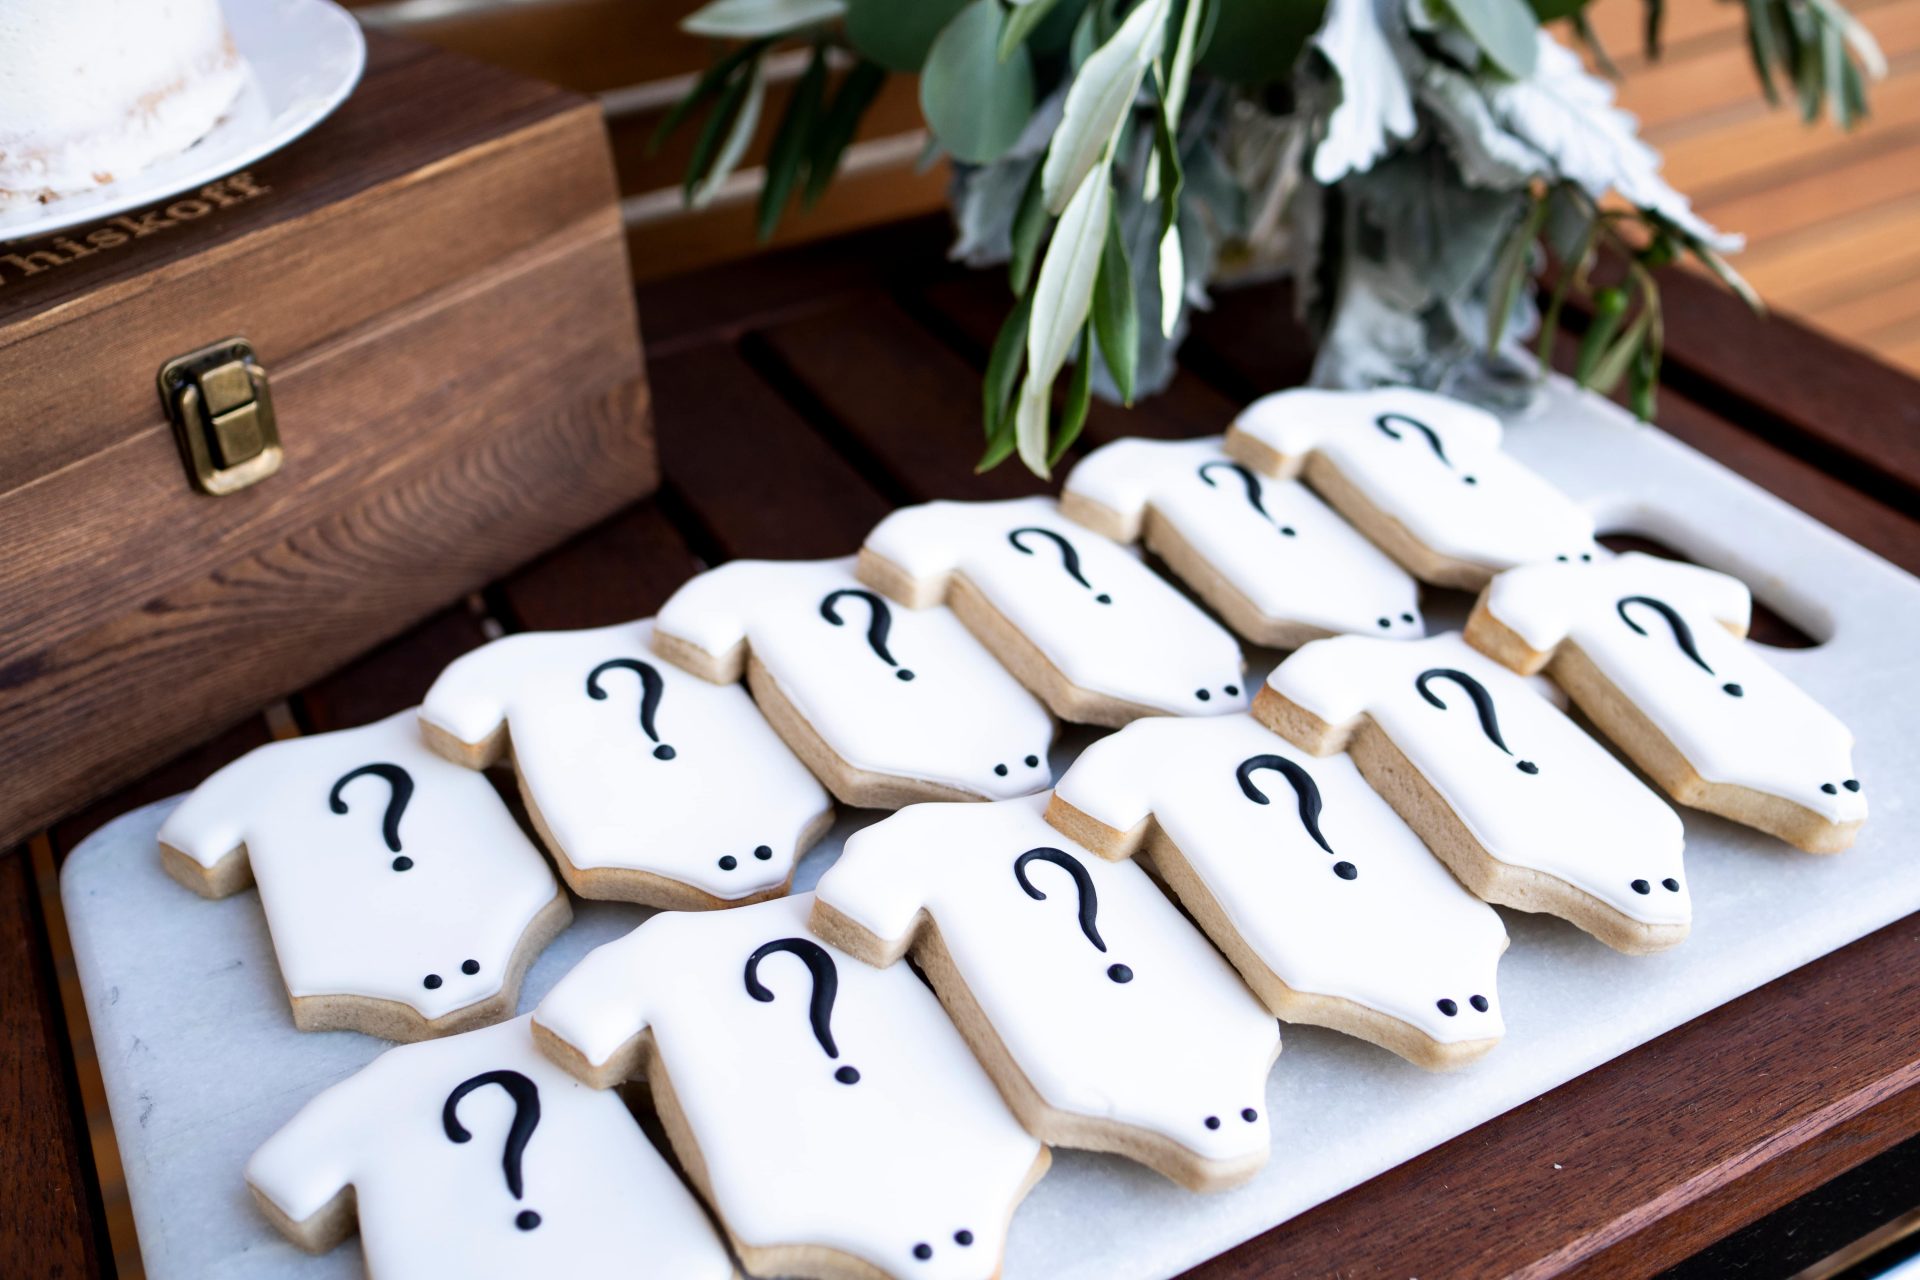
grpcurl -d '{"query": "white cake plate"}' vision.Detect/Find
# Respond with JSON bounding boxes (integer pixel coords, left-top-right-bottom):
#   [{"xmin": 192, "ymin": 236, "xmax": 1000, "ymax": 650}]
[
  {"xmin": 0, "ymin": 0, "xmax": 365, "ymax": 241},
  {"xmin": 60, "ymin": 379, "xmax": 1920, "ymax": 1279}
]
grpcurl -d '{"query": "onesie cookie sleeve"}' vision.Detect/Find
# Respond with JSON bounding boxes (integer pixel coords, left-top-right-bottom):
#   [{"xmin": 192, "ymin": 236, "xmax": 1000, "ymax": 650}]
[
  {"xmin": 419, "ymin": 637, "xmax": 522, "ymax": 748},
  {"xmin": 1052, "ymin": 725, "xmax": 1159, "ymax": 837},
  {"xmin": 245, "ymin": 1070, "xmax": 366, "ymax": 1229},
  {"xmin": 814, "ymin": 815, "xmax": 937, "ymax": 953},
  {"xmin": 654, "ymin": 561, "xmax": 761, "ymax": 666},
  {"xmin": 1265, "ymin": 638, "xmax": 1379, "ymax": 729},
  {"xmin": 857, "ymin": 504, "xmax": 965, "ymax": 607},
  {"xmin": 1062, "ymin": 441, "xmax": 1158, "ymax": 542},
  {"xmin": 156, "ymin": 750, "xmax": 262, "ymax": 874},
  {"xmin": 532, "ymin": 926, "xmax": 660, "ymax": 1080}
]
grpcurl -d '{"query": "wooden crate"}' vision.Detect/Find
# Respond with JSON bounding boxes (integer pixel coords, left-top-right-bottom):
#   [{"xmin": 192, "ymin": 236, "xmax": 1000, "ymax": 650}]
[{"xmin": 0, "ymin": 33, "xmax": 656, "ymax": 850}]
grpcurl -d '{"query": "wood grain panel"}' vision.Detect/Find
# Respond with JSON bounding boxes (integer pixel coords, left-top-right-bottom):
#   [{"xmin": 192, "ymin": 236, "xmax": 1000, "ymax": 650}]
[
  {"xmin": 0, "ymin": 850, "xmax": 103, "ymax": 1278},
  {"xmin": 296, "ymin": 605, "xmax": 493, "ymax": 733}
]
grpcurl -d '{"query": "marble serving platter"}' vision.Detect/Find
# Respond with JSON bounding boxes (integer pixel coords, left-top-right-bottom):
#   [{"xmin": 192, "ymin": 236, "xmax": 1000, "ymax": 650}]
[{"xmin": 62, "ymin": 379, "xmax": 1919, "ymax": 1279}]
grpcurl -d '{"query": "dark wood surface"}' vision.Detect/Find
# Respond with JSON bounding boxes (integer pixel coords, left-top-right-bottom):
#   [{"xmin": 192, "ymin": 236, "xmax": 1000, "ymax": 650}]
[
  {"xmin": 7, "ymin": 211, "xmax": 1919, "ymax": 1279},
  {"xmin": 0, "ymin": 33, "xmax": 653, "ymax": 850}
]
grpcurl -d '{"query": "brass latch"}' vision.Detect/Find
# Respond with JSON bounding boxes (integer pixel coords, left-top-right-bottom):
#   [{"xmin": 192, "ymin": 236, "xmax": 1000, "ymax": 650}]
[{"xmin": 159, "ymin": 338, "xmax": 282, "ymax": 495}]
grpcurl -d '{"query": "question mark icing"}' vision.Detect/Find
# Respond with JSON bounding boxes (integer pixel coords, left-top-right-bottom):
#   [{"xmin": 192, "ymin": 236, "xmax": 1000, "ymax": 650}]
[
  {"xmin": 1008, "ymin": 526, "xmax": 1112, "ymax": 604},
  {"xmin": 819, "ymin": 588, "xmax": 915, "ymax": 681},
  {"xmin": 744, "ymin": 938, "xmax": 860, "ymax": 1084},
  {"xmin": 1198, "ymin": 460, "xmax": 1298, "ymax": 537},
  {"xmin": 1376, "ymin": 412, "xmax": 1476, "ymax": 486},
  {"xmin": 585, "ymin": 658, "xmax": 676, "ymax": 759},
  {"xmin": 1236, "ymin": 755, "xmax": 1357, "ymax": 880},
  {"xmin": 443, "ymin": 1069, "xmax": 542, "ymax": 1231},
  {"xmin": 329, "ymin": 763, "xmax": 416, "ymax": 871},
  {"xmin": 1013, "ymin": 847, "xmax": 1133, "ymax": 983},
  {"xmin": 1416, "ymin": 668, "xmax": 1538, "ymax": 774},
  {"xmin": 1616, "ymin": 596, "xmax": 1744, "ymax": 697}
]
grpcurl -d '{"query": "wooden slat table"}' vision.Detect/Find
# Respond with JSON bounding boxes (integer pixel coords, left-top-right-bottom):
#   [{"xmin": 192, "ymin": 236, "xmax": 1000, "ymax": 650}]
[{"xmin": 7, "ymin": 213, "xmax": 1919, "ymax": 1279}]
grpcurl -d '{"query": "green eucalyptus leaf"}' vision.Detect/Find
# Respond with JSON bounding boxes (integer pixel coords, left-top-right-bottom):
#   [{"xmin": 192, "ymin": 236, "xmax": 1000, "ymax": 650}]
[
  {"xmin": 805, "ymin": 60, "xmax": 887, "ymax": 205},
  {"xmin": 1028, "ymin": 166, "xmax": 1112, "ymax": 389},
  {"xmin": 1009, "ymin": 164, "xmax": 1050, "ymax": 293},
  {"xmin": 758, "ymin": 47, "xmax": 829, "ymax": 241},
  {"xmin": 978, "ymin": 407, "xmax": 1020, "ymax": 471},
  {"xmin": 1574, "ymin": 285, "xmax": 1628, "ymax": 383},
  {"xmin": 1157, "ymin": 221, "xmax": 1183, "ymax": 337},
  {"xmin": 685, "ymin": 55, "xmax": 760, "ymax": 203},
  {"xmin": 683, "ymin": 0, "xmax": 846, "ymax": 37},
  {"xmin": 1586, "ymin": 303, "xmax": 1652, "ymax": 395},
  {"xmin": 1014, "ymin": 373, "xmax": 1053, "ymax": 475},
  {"xmin": 1041, "ymin": 0, "xmax": 1170, "ymax": 212},
  {"xmin": 922, "ymin": 0, "xmax": 1037, "ymax": 163},
  {"xmin": 846, "ymin": 0, "xmax": 968, "ymax": 70},
  {"xmin": 652, "ymin": 39, "xmax": 772, "ymax": 155},
  {"xmin": 1526, "ymin": 0, "xmax": 1588, "ymax": 20},
  {"xmin": 1054, "ymin": 330, "xmax": 1096, "ymax": 465},
  {"xmin": 1486, "ymin": 194, "xmax": 1546, "ymax": 349},
  {"xmin": 984, "ymin": 290, "xmax": 1035, "ymax": 439},
  {"xmin": 1001, "ymin": 0, "xmax": 1068, "ymax": 60},
  {"xmin": 1445, "ymin": 0, "xmax": 1539, "ymax": 78},
  {"xmin": 1093, "ymin": 204, "xmax": 1138, "ymax": 402}
]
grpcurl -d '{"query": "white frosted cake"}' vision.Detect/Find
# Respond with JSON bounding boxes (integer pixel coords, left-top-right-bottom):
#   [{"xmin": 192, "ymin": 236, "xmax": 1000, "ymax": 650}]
[{"xmin": 0, "ymin": 0, "xmax": 247, "ymax": 211}]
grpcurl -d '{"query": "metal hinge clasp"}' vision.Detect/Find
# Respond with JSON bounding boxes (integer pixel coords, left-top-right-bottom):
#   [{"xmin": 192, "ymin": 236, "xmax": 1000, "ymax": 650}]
[{"xmin": 159, "ymin": 338, "xmax": 282, "ymax": 495}]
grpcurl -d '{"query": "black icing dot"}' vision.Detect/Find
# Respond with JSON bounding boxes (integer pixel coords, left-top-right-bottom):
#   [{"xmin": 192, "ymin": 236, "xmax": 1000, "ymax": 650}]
[
  {"xmin": 1517, "ymin": 760, "xmax": 1539, "ymax": 775},
  {"xmin": 1280, "ymin": 526, "xmax": 1297, "ymax": 537},
  {"xmin": 1469, "ymin": 994, "xmax": 1489, "ymax": 1012},
  {"xmin": 1377, "ymin": 617, "xmax": 1391, "ymax": 629},
  {"xmin": 423, "ymin": 974, "xmax": 442, "ymax": 990},
  {"xmin": 718, "ymin": 855, "xmax": 738, "ymax": 871},
  {"xmin": 1821, "ymin": 783, "xmax": 1838, "ymax": 795},
  {"xmin": 754, "ymin": 845, "xmax": 773, "ymax": 860},
  {"xmin": 516, "ymin": 1210, "xmax": 541, "ymax": 1231},
  {"xmin": 1196, "ymin": 689, "xmax": 1212, "ymax": 702},
  {"xmin": 1631, "ymin": 879, "xmax": 1651, "ymax": 895},
  {"xmin": 835, "ymin": 1066, "xmax": 861, "ymax": 1085},
  {"xmin": 897, "ymin": 669, "xmax": 915, "ymax": 681},
  {"xmin": 1580, "ymin": 553, "xmax": 1593, "ymax": 562},
  {"xmin": 954, "ymin": 1230, "xmax": 974, "ymax": 1247},
  {"xmin": 1844, "ymin": 779, "xmax": 1861, "ymax": 791},
  {"xmin": 1025, "ymin": 755, "xmax": 1040, "ymax": 768},
  {"xmin": 391, "ymin": 856, "xmax": 413, "ymax": 872},
  {"xmin": 1108, "ymin": 963, "xmax": 1133, "ymax": 984},
  {"xmin": 1402, "ymin": 612, "xmax": 1416, "ymax": 623},
  {"xmin": 1463, "ymin": 475, "xmax": 1478, "ymax": 485},
  {"xmin": 913, "ymin": 1243, "xmax": 933, "ymax": 1261},
  {"xmin": 654, "ymin": 745, "xmax": 677, "ymax": 760},
  {"xmin": 994, "ymin": 764, "xmax": 1009, "ymax": 777},
  {"xmin": 461, "ymin": 959, "xmax": 480, "ymax": 975},
  {"xmin": 1205, "ymin": 1115, "xmax": 1221, "ymax": 1130},
  {"xmin": 1662, "ymin": 878, "xmax": 1680, "ymax": 892},
  {"xmin": 1225, "ymin": 685, "xmax": 1240, "ymax": 696},
  {"xmin": 1333, "ymin": 861, "xmax": 1358, "ymax": 880},
  {"xmin": 1437, "ymin": 999, "xmax": 1458, "ymax": 1016},
  {"xmin": 1556, "ymin": 555, "xmax": 1569, "ymax": 563},
  {"xmin": 1242, "ymin": 1107, "xmax": 1258, "ymax": 1122},
  {"xmin": 1096, "ymin": 593, "xmax": 1112, "ymax": 604},
  {"xmin": 1723, "ymin": 683, "xmax": 1744, "ymax": 697}
]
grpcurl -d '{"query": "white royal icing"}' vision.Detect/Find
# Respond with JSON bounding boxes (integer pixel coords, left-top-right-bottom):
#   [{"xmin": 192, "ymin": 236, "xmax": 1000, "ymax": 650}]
[
  {"xmin": 654, "ymin": 557, "xmax": 1056, "ymax": 799},
  {"xmin": 1266, "ymin": 633, "xmax": 1690, "ymax": 926},
  {"xmin": 1055, "ymin": 715, "xmax": 1508, "ymax": 1047},
  {"xmin": 1483, "ymin": 551, "xmax": 1866, "ymax": 824},
  {"xmin": 157, "ymin": 709, "xmax": 562, "ymax": 1020},
  {"xmin": 861, "ymin": 496, "xmax": 1247, "ymax": 716},
  {"xmin": 1231, "ymin": 388, "xmax": 1599, "ymax": 575},
  {"xmin": 246, "ymin": 1015, "xmax": 733, "ymax": 1279},
  {"xmin": 421, "ymin": 619, "xmax": 831, "ymax": 900},
  {"xmin": 534, "ymin": 894, "xmax": 1044, "ymax": 1279},
  {"xmin": 817, "ymin": 794, "xmax": 1280, "ymax": 1167},
  {"xmin": 1063, "ymin": 436, "xmax": 1425, "ymax": 640}
]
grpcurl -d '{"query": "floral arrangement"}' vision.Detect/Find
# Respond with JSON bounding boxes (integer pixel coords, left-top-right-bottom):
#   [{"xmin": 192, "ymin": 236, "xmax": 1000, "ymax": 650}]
[{"xmin": 661, "ymin": 0, "xmax": 1883, "ymax": 475}]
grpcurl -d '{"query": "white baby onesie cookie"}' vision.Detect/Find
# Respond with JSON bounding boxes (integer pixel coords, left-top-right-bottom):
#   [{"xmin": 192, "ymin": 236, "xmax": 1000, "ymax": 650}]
[
  {"xmin": 1048, "ymin": 714, "xmax": 1508, "ymax": 1069},
  {"xmin": 158, "ymin": 709, "xmax": 569, "ymax": 1041},
  {"xmin": 1467, "ymin": 551, "xmax": 1866, "ymax": 853},
  {"xmin": 532, "ymin": 893, "xmax": 1048, "ymax": 1280},
  {"xmin": 652, "ymin": 556, "xmax": 1055, "ymax": 808},
  {"xmin": 1256, "ymin": 633, "xmax": 1690, "ymax": 954},
  {"xmin": 420, "ymin": 619, "xmax": 833, "ymax": 909},
  {"xmin": 811, "ymin": 794, "xmax": 1281, "ymax": 1190},
  {"xmin": 247, "ymin": 1015, "xmax": 733, "ymax": 1279},
  {"xmin": 1061, "ymin": 435, "xmax": 1424, "ymax": 647},
  {"xmin": 1224, "ymin": 387, "xmax": 1599, "ymax": 589},
  {"xmin": 858, "ymin": 495, "xmax": 1247, "ymax": 726}
]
